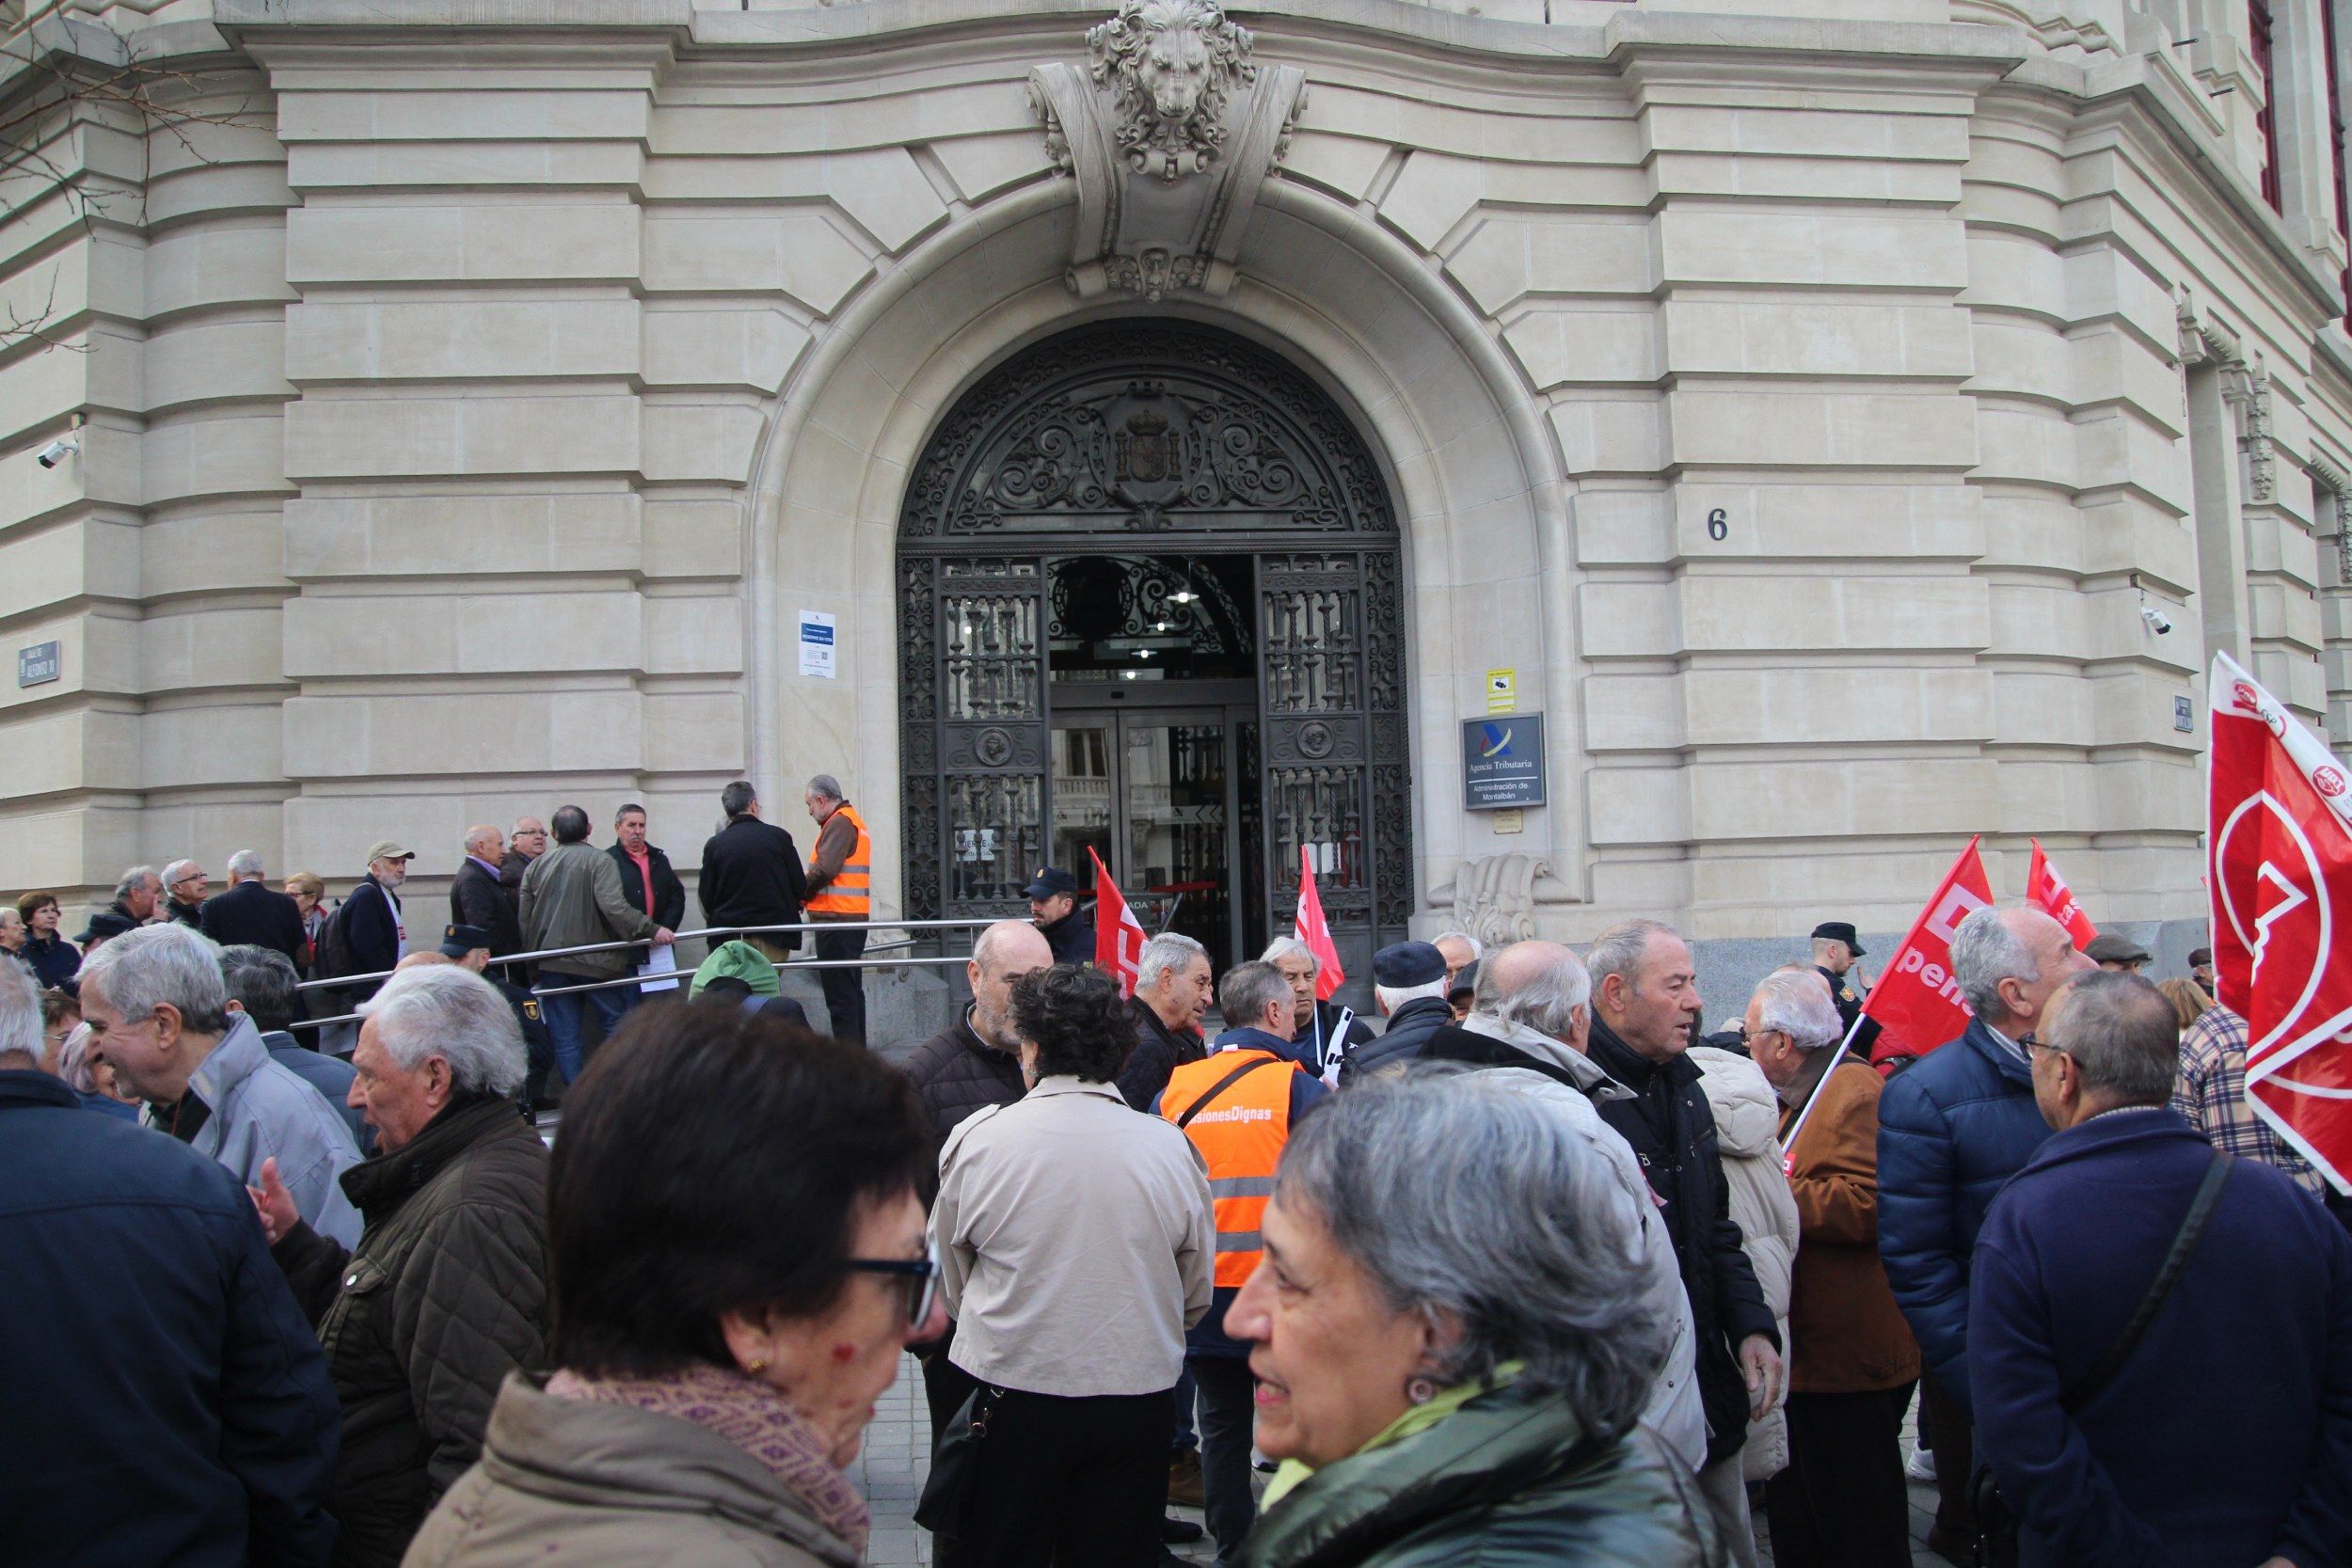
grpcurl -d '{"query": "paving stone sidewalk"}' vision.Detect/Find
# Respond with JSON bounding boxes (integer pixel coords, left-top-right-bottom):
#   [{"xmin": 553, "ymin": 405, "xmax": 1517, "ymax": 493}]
[{"xmin": 851, "ymin": 1356, "xmax": 1950, "ymax": 1567}]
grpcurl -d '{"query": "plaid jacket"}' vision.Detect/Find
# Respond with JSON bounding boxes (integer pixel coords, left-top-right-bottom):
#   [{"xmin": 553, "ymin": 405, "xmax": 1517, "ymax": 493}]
[{"xmin": 2170, "ymin": 1005, "xmax": 2328, "ymax": 1196}]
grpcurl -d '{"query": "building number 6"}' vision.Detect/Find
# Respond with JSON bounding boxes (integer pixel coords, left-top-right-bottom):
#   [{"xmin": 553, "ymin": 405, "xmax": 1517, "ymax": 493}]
[{"xmin": 1706, "ymin": 508, "xmax": 1728, "ymax": 542}]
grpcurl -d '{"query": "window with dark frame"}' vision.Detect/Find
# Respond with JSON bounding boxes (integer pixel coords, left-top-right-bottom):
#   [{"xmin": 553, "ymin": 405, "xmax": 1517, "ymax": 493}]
[{"xmin": 2253, "ymin": 0, "xmax": 2284, "ymax": 213}]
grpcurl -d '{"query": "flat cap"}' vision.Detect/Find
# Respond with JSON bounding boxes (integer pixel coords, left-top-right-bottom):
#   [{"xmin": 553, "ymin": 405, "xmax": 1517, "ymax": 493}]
[{"xmin": 1374, "ymin": 940, "xmax": 1447, "ymax": 989}]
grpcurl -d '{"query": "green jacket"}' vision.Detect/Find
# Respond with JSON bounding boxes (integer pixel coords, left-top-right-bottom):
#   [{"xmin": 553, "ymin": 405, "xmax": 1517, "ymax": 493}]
[
  {"xmin": 1237, "ymin": 1386, "xmax": 1724, "ymax": 1568},
  {"xmin": 517, "ymin": 840, "xmax": 658, "ymax": 981}
]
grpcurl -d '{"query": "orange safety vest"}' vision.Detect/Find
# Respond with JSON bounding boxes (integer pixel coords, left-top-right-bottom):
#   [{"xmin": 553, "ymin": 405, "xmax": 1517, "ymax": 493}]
[
  {"xmin": 805, "ymin": 803, "xmax": 871, "ymax": 917},
  {"xmin": 1159, "ymin": 1050, "xmax": 1296, "ymax": 1288}
]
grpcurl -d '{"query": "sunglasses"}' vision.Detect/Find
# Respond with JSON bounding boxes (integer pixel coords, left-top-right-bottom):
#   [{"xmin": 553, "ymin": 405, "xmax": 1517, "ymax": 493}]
[{"xmin": 846, "ymin": 1238, "xmax": 941, "ymax": 1328}]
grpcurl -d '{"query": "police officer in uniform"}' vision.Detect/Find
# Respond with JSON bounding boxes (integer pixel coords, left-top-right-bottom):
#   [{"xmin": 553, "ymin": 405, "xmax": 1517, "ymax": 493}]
[
  {"xmin": 1810, "ymin": 920, "xmax": 1880, "ymax": 1057},
  {"xmin": 443, "ymin": 923, "xmax": 558, "ymax": 1115},
  {"xmin": 1025, "ymin": 866, "xmax": 1096, "ymax": 966}
]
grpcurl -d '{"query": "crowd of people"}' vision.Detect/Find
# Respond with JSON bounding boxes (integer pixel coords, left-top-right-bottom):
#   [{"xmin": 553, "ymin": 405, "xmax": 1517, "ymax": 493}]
[{"xmin": 3, "ymin": 832, "xmax": 2347, "ymax": 1568}]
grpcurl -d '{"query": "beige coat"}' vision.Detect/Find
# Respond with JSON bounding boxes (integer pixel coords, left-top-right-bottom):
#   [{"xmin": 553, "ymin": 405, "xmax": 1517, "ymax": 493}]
[
  {"xmin": 1691, "ymin": 1046, "xmax": 1799, "ymax": 1482},
  {"xmin": 402, "ymin": 1372, "xmax": 857, "ymax": 1568}
]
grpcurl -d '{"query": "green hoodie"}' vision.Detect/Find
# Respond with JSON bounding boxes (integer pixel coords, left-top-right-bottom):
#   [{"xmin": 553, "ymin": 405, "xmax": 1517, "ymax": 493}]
[{"xmin": 690, "ymin": 940, "xmax": 783, "ymax": 1001}]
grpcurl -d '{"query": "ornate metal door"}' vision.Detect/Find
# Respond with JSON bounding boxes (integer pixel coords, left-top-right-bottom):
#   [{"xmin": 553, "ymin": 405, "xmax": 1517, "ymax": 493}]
[{"xmin": 898, "ymin": 321, "xmax": 1409, "ymax": 974}]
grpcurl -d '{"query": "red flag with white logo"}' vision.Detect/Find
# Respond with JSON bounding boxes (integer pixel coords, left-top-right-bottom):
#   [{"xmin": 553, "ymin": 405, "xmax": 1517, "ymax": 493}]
[
  {"xmin": 1864, "ymin": 837, "xmax": 1995, "ymax": 1064},
  {"xmin": 1295, "ymin": 845, "xmax": 1345, "ymax": 1002},
  {"xmin": 2026, "ymin": 839, "xmax": 2098, "ymax": 950},
  {"xmin": 1088, "ymin": 847, "xmax": 1148, "ymax": 999},
  {"xmin": 2207, "ymin": 653, "xmax": 2352, "ymax": 1195}
]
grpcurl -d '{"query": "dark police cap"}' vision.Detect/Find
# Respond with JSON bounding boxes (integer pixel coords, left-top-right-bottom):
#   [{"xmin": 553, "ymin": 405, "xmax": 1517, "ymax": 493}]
[
  {"xmin": 1023, "ymin": 866, "xmax": 1080, "ymax": 899},
  {"xmin": 441, "ymin": 923, "xmax": 493, "ymax": 958},
  {"xmin": 1374, "ymin": 940, "xmax": 1447, "ymax": 989},
  {"xmin": 1810, "ymin": 921, "xmax": 1866, "ymax": 956}
]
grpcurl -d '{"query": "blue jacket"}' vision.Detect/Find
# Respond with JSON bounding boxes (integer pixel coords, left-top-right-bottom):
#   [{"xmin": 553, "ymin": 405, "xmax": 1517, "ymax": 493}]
[
  {"xmin": 0, "ymin": 1069, "xmax": 340, "ymax": 1566},
  {"xmin": 1161, "ymin": 1025, "xmax": 1330, "ymax": 1358},
  {"xmin": 1971, "ymin": 1109, "xmax": 2352, "ymax": 1568},
  {"xmin": 262, "ymin": 1026, "xmax": 375, "ymax": 1154},
  {"xmin": 1876, "ymin": 1017, "xmax": 2053, "ymax": 1416}
]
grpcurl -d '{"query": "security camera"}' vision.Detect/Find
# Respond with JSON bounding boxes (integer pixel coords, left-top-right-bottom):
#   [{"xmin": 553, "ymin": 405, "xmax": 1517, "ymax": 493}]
[
  {"xmin": 2140, "ymin": 604, "xmax": 2173, "ymax": 635},
  {"xmin": 35, "ymin": 437, "xmax": 77, "ymax": 469}
]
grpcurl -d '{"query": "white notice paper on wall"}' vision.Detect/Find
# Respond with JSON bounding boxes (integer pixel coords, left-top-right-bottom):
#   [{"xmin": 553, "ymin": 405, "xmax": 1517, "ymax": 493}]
[
  {"xmin": 799, "ymin": 610, "xmax": 836, "ymax": 678},
  {"xmin": 637, "ymin": 944, "xmax": 681, "ymax": 993}
]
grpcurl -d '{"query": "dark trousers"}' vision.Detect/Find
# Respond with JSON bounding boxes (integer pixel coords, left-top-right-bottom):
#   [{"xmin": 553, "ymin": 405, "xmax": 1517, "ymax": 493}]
[
  {"xmin": 814, "ymin": 924, "xmax": 866, "ymax": 1044},
  {"xmin": 1923, "ymin": 1370, "xmax": 1976, "ymax": 1544},
  {"xmin": 936, "ymin": 1385, "xmax": 1172, "ymax": 1568},
  {"xmin": 1766, "ymin": 1385, "xmax": 1915, "ymax": 1568},
  {"xmin": 1190, "ymin": 1355, "xmax": 1257, "ymax": 1565},
  {"xmin": 920, "ymin": 1340, "xmax": 978, "ymax": 1447}
]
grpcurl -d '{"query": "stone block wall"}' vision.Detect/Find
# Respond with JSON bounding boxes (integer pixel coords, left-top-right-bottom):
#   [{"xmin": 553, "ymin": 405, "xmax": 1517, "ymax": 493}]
[{"xmin": 1, "ymin": 0, "xmax": 2346, "ymax": 965}]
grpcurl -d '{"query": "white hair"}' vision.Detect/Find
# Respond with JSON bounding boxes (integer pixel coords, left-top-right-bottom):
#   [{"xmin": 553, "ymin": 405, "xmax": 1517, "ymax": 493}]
[
  {"xmin": 1259, "ymin": 934, "xmax": 1318, "ymax": 974},
  {"xmin": 162, "ymin": 859, "xmax": 200, "ymax": 886},
  {"xmin": 358, "ymin": 964, "xmax": 526, "ymax": 1097},
  {"xmin": 80, "ymin": 924, "xmax": 230, "ymax": 1035},
  {"xmin": 1752, "ymin": 968, "xmax": 1841, "ymax": 1051},
  {"xmin": 1477, "ymin": 942, "xmax": 1592, "ymax": 1038},
  {"xmin": 226, "ymin": 849, "xmax": 265, "ymax": 879},
  {"xmin": 1375, "ymin": 978, "xmax": 1450, "ymax": 1013},
  {"xmin": 1433, "ymin": 930, "xmax": 1484, "ymax": 961},
  {"xmin": 1952, "ymin": 906, "xmax": 2037, "ymax": 1022},
  {"xmin": 0, "ymin": 960, "xmax": 42, "ymax": 1065},
  {"xmin": 806, "ymin": 773, "xmax": 844, "ymax": 802},
  {"xmin": 1586, "ymin": 918, "xmax": 1678, "ymax": 993},
  {"xmin": 1136, "ymin": 930, "xmax": 1206, "ymax": 992},
  {"xmin": 114, "ymin": 865, "xmax": 158, "ymax": 900}
]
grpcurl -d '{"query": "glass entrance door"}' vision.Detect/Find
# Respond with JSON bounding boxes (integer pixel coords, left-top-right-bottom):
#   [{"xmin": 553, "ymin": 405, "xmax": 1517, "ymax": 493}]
[{"xmin": 1052, "ymin": 708, "xmax": 1240, "ymax": 972}]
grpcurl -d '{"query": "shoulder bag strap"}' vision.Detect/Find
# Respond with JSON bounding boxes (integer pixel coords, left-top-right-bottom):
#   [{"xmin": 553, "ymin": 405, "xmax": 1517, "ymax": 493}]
[
  {"xmin": 1175, "ymin": 1056, "xmax": 1284, "ymax": 1131},
  {"xmin": 2060, "ymin": 1151, "xmax": 2234, "ymax": 1414}
]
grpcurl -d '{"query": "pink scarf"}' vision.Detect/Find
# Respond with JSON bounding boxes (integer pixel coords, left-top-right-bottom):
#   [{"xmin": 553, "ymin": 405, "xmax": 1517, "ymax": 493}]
[{"xmin": 547, "ymin": 1364, "xmax": 869, "ymax": 1553}]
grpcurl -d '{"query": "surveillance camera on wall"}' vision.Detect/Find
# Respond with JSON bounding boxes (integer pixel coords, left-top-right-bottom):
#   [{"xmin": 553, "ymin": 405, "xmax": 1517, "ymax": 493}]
[
  {"xmin": 2140, "ymin": 604, "xmax": 2174, "ymax": 635},
  {"xmin": 35, "ymin": 436, "xmax": 77, "ymax": 469}
]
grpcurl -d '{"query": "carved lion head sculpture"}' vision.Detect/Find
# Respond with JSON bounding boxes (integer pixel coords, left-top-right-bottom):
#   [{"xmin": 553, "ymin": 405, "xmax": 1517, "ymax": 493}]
[{"xmin": 1087, "ymin": 0, "xmax": 1257, "ymax": 181}]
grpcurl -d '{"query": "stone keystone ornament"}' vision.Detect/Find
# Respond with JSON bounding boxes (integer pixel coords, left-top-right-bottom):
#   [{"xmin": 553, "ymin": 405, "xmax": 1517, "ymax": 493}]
[{"xmin": 1030, "ymin": 0, "xmax": 1307, "ymax": 300}]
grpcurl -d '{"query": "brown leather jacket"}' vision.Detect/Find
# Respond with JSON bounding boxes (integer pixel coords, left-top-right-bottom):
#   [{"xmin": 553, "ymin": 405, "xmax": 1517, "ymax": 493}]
[{"xmin": 1779, "ymin": 1056, "xmax": 1921, "ymax": 1394}]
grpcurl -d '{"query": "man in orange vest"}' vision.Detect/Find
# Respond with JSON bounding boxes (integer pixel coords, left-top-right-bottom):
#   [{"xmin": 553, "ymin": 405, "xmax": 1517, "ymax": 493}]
[
  {"xmin": 1155, "ymin": 959, "xmax": 1330, "ymax": 1565},
  {"xmin": 803, "ymin": 774, "xmax": 871, "ymax": 1045}
]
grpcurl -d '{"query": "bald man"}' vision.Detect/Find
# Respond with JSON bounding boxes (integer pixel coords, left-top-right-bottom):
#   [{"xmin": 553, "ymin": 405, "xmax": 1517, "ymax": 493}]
[
  {"xmin": 898, "ymin": 918, "xmax": 1057, "ymax": 1443},
  {"xmin": 451, "ymin": 825, "xmax": 523, "ymax": 971}
]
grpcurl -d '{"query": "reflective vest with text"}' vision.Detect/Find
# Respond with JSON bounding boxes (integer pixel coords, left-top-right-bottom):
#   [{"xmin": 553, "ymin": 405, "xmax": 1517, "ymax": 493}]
[
  {"xmin": 1159, "ymin": 1050, "xmax": 1296, "ymax": 1288},
  {"xmin": 804, "ymin": 803, "xmax": 871, "ymax": 918}
]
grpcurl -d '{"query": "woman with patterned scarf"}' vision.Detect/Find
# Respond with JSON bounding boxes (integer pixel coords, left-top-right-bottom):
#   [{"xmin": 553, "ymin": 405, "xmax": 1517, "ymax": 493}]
[{"xmin": 405, "ymin": 1004, "xmax": 943, "ymax": 1568}]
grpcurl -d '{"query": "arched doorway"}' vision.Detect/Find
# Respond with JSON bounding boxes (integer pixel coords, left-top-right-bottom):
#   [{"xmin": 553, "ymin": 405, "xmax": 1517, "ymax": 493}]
[{"xmin": 898, "ymin": 320, "xmax": 1409, "ymax": 991}]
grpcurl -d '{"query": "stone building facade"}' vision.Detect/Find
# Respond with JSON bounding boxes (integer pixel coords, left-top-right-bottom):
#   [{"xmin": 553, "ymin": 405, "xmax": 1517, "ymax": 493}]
[{"xmin": 5, "ymin": 0, "xmax": 2351, "ymax": 989}]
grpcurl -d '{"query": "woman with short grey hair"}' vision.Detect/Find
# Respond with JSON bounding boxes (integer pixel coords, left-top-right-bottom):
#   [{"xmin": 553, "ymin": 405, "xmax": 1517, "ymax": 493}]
[{"xmin": 1230, "ymin": 1068, "xmax": 1719, "ymax": 1568}]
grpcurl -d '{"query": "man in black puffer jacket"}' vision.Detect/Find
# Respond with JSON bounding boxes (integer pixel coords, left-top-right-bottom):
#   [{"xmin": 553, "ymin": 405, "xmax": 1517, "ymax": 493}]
[
  {"xmin": 1582, "ymin": 918, "xmax": 1781, "ymax": 1564},
  {"xmin": 897, "ymin": 919, "xmax": 1056, "ymax": 1443},
  {"xmin": 1337, "ymin": 942, "xmax": 1456, "ymax": 1087}
]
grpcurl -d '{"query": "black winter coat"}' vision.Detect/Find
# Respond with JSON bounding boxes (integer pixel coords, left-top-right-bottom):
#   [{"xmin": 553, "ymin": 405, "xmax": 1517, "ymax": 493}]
[
  {"xmin": 607, "ymin": 843, "xmax": 686, "ymax": 932},
  {"xmin": 449, "ymin": 858, "xmax": 523, "ymax": 961},
  {"xmin": 1339, "ymin": 994, "xmax": 1454, "ymax": 1086},
  {"xmin": 1038, "ymin": 906, "xmax": 1095, "ymax": 966},
  {"xmin": 1585, "ymin": 1017, "xmax": 1778, "ymax": 1465},
  {"xmin": 277, "ymin": 1097, "xmax": 551, "ymax": 1568},
  {"xmin": 898, "ymin": 1005, "xmax": 1027, "ymax": 1153},
  {"xmin": 335, "ymin": 876, "xmax": 405, "ymax": 1006},
  {"xmin": 697, "ymin": 816, "xmax": 807, "ymax": 953},
  {"xmin": 1118, "ymin": 995, "xmax": 1205, "ymax": 1111},
  {"xmin": 0, "ymin": 1070, "xmax": 340, "ymax": 1568},
  {"xmin": 199, "ymin": 879, "xmax": 308, "ymax": 964}
]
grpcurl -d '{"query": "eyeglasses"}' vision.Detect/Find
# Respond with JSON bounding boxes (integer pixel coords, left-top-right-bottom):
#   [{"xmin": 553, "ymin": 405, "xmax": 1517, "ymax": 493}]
[
  {"xmin": 2023, "ymin": 1034, "xmax": 2066, "ymax": 1061},
  {"xmin": 846, "ymin": 1238, "xmax": 941, "ymax": 1328}
]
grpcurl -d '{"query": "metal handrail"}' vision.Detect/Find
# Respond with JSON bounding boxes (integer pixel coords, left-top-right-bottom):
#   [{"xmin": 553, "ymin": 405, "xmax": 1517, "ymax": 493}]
[
  {"xmin": 293, "ymin": 916, "xmax": 997, "ymax": 993},
  {"xmin": 285, "ymin": 945, "xmax": 978, "ymax": 1031}
]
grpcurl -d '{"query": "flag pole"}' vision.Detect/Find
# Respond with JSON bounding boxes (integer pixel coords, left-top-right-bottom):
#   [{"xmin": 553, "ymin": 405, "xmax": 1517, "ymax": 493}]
[{"xmin": 1780, "ymin": 1010, "xmax": 1869, "ymax": 1175}]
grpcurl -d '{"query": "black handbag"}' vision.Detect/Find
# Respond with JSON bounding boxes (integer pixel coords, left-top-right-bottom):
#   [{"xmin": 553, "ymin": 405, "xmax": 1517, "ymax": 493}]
[
  {"xmin": 914, "ymin": 1382, "xmax": 999, "ymax": 1534},
  {"xmin": 1972, "ymin": 1152, "xmax": 2235, "ymax": 1568}
]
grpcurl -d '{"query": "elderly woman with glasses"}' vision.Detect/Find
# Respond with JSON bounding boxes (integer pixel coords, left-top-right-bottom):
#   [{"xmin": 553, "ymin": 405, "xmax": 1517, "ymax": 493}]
[
  {"xmin": 1232, "ymin": 1068, "xmax": 1722, "ymax": 1568},
  {"xmin": 405, "ymin": 1004, "xmax": 943, "ymax": 1568}
]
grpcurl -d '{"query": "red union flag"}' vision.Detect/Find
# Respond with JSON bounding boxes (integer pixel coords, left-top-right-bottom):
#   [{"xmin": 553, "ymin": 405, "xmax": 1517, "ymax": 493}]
[
  {"xmin": 1088, "ymin": 847, "xmax": 1148, "ymax": 998},
  {"xmin": 2026, "ymin": 839, "xmax": 2098, "ymax": 950},
  {"xmin": 2208, "ymin": 653, "xmax": 2352, "ymax": 1195},
  {"xmin": 1865, "ymin": 837, "xmax": 1995, "ymax": 1064},
  {"xmin": 1295, "ymin": 846, "xmax": 1345, "ymax": 1001}
]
